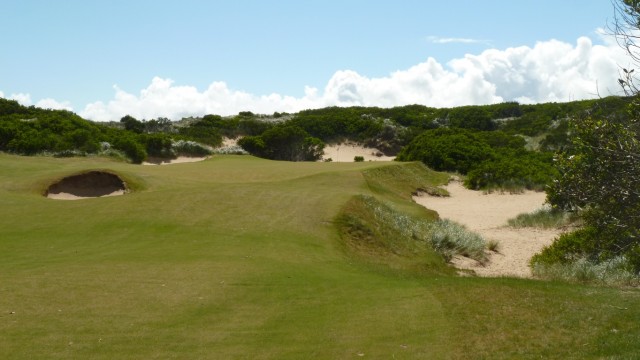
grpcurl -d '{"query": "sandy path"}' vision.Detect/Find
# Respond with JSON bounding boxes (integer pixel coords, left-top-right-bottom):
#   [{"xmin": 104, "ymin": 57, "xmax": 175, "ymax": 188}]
[{"xmin": 413, "ymin": 181, "xmax": 563, "ymax": 278}]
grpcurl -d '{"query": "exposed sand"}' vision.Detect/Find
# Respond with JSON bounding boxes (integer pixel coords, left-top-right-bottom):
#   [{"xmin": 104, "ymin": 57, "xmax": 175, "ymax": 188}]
[
  {"xmin": 47, "ymin": 190, "xmax": 125, "ymax": 200},
  {"xmin": 142, "ymin": 156, "xmax": 208, "ymax": 165},
  {"xmin": 322, "ymin": 143, "xmax": 395, "ymax": 162},
  {"xmin": 413, "ymin": 180, "xmax": 564, "ymax": 278},
  {"xmin": 221, "ymin": 138, "xmax": 238, "ymax": 147}
]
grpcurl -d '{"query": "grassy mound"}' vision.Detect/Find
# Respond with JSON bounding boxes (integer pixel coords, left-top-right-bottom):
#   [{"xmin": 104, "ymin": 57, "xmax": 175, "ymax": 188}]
[
  {"xmin": 336, "ymin": 195, "xmax": 486, "ymax": 273},
  {"xmin": 1, "ymin": 154, "xmax": 639, "ymax": 359}
]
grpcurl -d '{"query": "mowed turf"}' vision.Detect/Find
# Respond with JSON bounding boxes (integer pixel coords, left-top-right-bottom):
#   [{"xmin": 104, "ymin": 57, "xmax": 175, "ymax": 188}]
[{"xmin": 0, "ymin": 154, "xmax": 639, "ymax": 359}]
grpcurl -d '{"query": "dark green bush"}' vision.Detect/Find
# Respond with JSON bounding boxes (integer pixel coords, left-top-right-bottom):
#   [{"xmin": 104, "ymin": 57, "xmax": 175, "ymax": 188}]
[
  {"xmin": 239, "ymin": 125, "xmax": 324, "ymax": 161},
  {"xmin": 178, "ymin": 120, "xmax": 223, "ymax": 146},
  {"xmin": 120, "ymin": 115, "xmax": 145, "ymax": 134},
  {"xmin": 464, "ymin": 151, "xmax": 557, "ymax": 191},
  {"xmin": 113, "ymin": 136, "xmax": 147, "ymax": 164},
  {"xmin": 531, "ymin": 227, "xmax": 600, "ymax": 266},
  {"xmin": 447, "ymin": 106, "xmax": 496, "ymax": 131},
  {"xmin": 142, "ymin": 133, "xmax": 174, "ymax": 158},
  {"xmin": 398, "ymin": 128, "xmax": 556, "ymax": 191},
  {"xmin": 396, "ymin": 128, "xmax": 495, "ymax": 173}
]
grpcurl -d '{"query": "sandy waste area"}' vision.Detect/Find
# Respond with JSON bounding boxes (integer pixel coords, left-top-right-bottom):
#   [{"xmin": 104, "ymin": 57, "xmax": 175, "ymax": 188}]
[
  {"xmin": 322, "ymin": 143, "xmax": 395, "ymax": 162},
  {"xmin": 414, "ymin": 180, "xmax": 565, "ymax": 278}
]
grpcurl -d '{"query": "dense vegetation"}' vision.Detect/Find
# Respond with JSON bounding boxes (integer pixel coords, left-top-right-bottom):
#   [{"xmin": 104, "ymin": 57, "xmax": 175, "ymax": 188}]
[
  {"xmin": 533, "ymin": 97, "xmax": 640, "ymax": 277},
  {"xmin": 237, "ymin": 124, "xmax": 325, "ymax": 161},
  {"xmin": 396, "ymin": 128, "xmax": 557, "ymax": 190},
  {"xmin": 526, "ymin": 0, "xmax": 640, "ymax": 282},
  {"xmin": 0, "ymin": 100, "xmax": 262, "ymax": 163},
  {"xmin": 235, "ymin": 97, "xmax": 628, "ymax": 190},
  {"xmin": 1, "ymin": 93, "xmax": 631, "ymax": 172}
]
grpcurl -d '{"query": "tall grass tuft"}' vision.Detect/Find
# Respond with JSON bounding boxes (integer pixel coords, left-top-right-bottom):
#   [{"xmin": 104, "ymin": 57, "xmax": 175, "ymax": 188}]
[
  {"xmin": 429, "ymin": 220, "xmax": 486, "ymax": 261},
  {"xmin": 531, "ymin": 256, "xmax": 640, "ymax": 287},
  {"xmin": 508, "ymin": 206, "xmax": 579, "ymax": 229},
  {"xmin": 350, "ymin": 195, "xmax": 486, "ymax": 263},
  {"xmin": 486, "ymin": 239, "xmax": 500, "ymax": 253}
]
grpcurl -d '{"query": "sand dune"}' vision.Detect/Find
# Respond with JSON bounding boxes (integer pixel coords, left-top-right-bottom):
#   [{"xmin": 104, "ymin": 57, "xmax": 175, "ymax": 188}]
[{"xmin": 414, "ymin": 180, "xmax": 565, "ymax": 278}]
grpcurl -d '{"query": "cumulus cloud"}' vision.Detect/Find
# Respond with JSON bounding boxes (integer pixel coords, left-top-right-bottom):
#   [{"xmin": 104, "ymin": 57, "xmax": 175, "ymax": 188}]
[
  {"xmin": 0, "ymin": 91, "xmax": 73, "ymax": 111},
  {"xmin": 427, "ymin": 35, "xmax": 488, "ymax": 44},
  {"xmin": 35, "ymin": 98, "xmax": 74, "ymax": 111},
  {"xmin": 449, "ymin": 36, "xmax": 629, "ymax": 104},
  {"xmin": 8, "ymin": 93, "xmax": 33, "ymax": 106},
  {"xmin": 80, "ymin": 78, "xmax": 322, "ymax": 121},
  {"xmin": 4, "ymin": 33, "xmax": 632, "ymax": 121},
  {"xmin": 81, "ymin": 34, "xmax": 629, "ymax": 121}
]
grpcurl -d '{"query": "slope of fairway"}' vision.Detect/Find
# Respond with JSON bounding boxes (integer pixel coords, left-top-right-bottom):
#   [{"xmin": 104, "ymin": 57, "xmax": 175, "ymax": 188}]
[{"xmin": 1, "ymin": 154, "xmax": 639, "ymax": 359}]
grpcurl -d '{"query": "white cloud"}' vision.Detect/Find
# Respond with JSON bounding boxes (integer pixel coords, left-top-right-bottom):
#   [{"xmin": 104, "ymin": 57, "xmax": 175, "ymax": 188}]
[
  {"xmin": 4, "ymin": 33, "xmax": 632, "ymax": 121},
  {"xmin": 81, "ymin": 34, "xmax": 629, "ymax": 121},
  {"xmin": 35, "ymin": 98, "xmax": 74, "ymax": 111},
  {"xmin": 80, "ymin": 78, "xmax": 322, "ymax": 121},
  {"xmin": 8, "ymin": 93, "xmax": 33, "ymax": 106},
  {"xmin": 448, "ymin": 36, "xmax": 629, "ymax": 103},
  {"xmin": 0, "ymin": 92, "xmax": 73, "ymax": 111},
  {"xmin": 427, "ymin": 35, "xmax": 488, "ymax": 44}
]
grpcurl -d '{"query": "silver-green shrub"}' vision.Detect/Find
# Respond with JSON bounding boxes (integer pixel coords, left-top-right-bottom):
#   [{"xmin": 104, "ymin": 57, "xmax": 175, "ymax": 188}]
[
  {"xmin": 212, "ymin": 145, "xmax": 249, "ymax": 155},
  {"xmin": 359, "ymin": 195, "xmax": 486, "ymax": 262},
  {"xmin": 532, "ymin": 256, "xmax": 639, "ymax": 286},
  {"xmin": 172, "ymin": 140, "xmax": 212, "ymax": 157}
]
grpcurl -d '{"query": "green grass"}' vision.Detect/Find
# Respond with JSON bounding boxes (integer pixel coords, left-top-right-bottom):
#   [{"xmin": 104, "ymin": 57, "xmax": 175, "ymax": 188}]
[{"xmin": 1, "ymin": 153, "xmax": 639, "ymax": 359}]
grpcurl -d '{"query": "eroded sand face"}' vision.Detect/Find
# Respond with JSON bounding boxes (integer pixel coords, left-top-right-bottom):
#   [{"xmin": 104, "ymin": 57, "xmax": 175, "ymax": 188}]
[
  {"xmin": 322, "ymin": 143, "xmax": 395, "ymax": 162},
  {"xmin": 413, "ymin": 181, "xmax": 563, "ymax": 278}
]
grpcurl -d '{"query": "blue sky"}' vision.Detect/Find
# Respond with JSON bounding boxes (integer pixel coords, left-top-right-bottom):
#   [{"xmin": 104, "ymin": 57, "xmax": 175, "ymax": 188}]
[{"xmin": 0, "ymin": 1, "xmax": 628, "ymax": 120}]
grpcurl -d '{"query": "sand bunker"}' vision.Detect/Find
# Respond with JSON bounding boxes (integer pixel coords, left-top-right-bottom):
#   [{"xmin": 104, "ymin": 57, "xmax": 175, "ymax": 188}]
[
  {"xmin": 413, "ymin": 180, "xmax": 565, "ymax": 278},
  {"xmin": 322, "ymin": 143, "xmax": 395, "ymax": 162},
  {"xmin": 142, "ymin": 156, "xmax": 208, "ymax": 165},
  {"xmin": 46, "ymin": 171, "xmax": 127, "ymax": 200}
]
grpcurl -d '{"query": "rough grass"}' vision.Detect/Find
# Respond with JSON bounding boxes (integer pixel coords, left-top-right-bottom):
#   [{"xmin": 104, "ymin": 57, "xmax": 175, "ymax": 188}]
[
  {"xmin": 532, "ymin": 256, "xmax": 640, "ymax": 287},
  {"xmin": 508, "ymin": 206, "xmax": 579, "ymax": 229},
  {"xmin": 1, "ymin": 153, "xmax": 639, "ymax": 359},
  {"xmin": 336, "ymin": 195, "xmax": 485, "ymax": 274}
]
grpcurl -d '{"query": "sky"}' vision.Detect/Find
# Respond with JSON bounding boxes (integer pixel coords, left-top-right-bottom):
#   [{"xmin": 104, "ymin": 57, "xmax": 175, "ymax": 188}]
[{"xmin": 0, "ymin": 0, "xmax": 632, "ymax": 121}]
